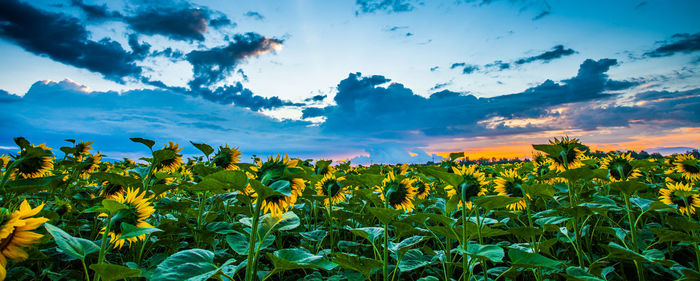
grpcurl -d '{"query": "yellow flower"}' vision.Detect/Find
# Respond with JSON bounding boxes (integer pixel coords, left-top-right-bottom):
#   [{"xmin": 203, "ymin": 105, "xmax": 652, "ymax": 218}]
[
  {"xmin": 600, "ymin": 153, "xmax": 642, "ymax": 182},
  {"xmin": 374, "ymin": 172, "xmax": 417, "ymax": 212},
  {"xmin": 0, "ymin": 155, "xmax": 10, "ymax": 170},
  {"xmin": 157, "ymin": 142, "xmax": 183, "ymax": 173},
  {"xmin": 250, "ymin": 155, "xmax": 306, "ymax": 217},
  {"xmin": 547, "ymin": 136, "xmax": 586, "ymax": 172},
  {"xmin": 213, "ymin": 145, "xmax": 242, "ymax": 170},
  {"xmin": 444, "ymin": 165, "xmax": 488, "ymax": 210},
  {"xmin": 673, "ymin": 154, "xmax": 700, "ymax": 182},
  {"xmin": 659, "ymin": 182, "xmax": 700, "ymax": 216},
  {"xmin": 74, "ymin": 140, "xmax": 93, "ymax": 161},
  {"xmin": 80, "ymin": 152, "xmax": 103, "ymax": 178},
  {"xmin": 100, "ymin": 188, "xmax": 155, "ymax": 249},
  {"xmin": 10, "ymin": 144, "xmax": 54, "ymax": 180},
  {"xmin": 315, "ymin": 173, "xmax": 348, "ymax": 206},
  {"xmin": 494, "ymin": 169, "xmax": 530, "ymax": 211},
  {"xmin": 413, "ymin": 179, "xmax": 432, "ymax": 200},
  {"xmin": 0, "ymin": 200, "xmax": 49, "ymax": 268}
]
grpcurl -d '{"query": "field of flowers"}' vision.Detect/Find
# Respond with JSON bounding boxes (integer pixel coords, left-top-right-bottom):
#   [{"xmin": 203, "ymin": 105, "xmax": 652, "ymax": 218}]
[{"xmin": 0, "ymin": 136, "xmax": 699, "ymax": 281}]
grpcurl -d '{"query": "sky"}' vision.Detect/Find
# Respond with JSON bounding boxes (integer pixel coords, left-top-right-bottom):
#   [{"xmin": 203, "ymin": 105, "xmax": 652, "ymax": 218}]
[{"xmin": 0, "ymin": 0, "xmax": 699, "ymax": 164}]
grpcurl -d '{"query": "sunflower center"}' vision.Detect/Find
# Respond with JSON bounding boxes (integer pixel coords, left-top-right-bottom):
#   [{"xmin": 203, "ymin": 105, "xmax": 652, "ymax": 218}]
[
  {"xmin": 671, "ymin": 195, "xmax": 690, "ymax": 208},
  {"xmin": 109, "ymin": 208, "xmax": 139, "ymax": 235},
  {"xmin": 682, "ymin": 163, "xmax": 700, "ymax": 174},
  {"xmin": 609, "ymin": 160, "xmax": 633, "ymax": 180},
  {"xmin": 17, "ymin": 156, "xmax": 46, "ymax": 176},
  {"xmin": 214, "ymin": 152, "xmax": 232, "ymax": 168},
  {"xmin": 385, "ymin": 182, "xmax": 408, "ymax": 207},
  {"xmin": 416, "ymin": 183, "xmax": 427, "ymax": 195}
]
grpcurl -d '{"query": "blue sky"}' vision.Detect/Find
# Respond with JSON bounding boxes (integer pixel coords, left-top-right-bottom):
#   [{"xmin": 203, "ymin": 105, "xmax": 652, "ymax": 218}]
[{"xmin": 0, "ymin": 0, "xmax": 699, "ymax": 163}]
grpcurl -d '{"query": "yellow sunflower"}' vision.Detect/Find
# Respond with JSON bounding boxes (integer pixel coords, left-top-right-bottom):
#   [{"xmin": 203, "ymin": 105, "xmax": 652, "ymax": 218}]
[
  {"xmin": 100, "ymin": 188, "xmax": 155, "ymax": 249},
  {"xmin": 156, "ymin": 142, "xmax": 183, "ymax": 173},
  {"xmin": 74, "ymin": 140, "xmax": 93, "ymax": 161},
  {"xmin": 659, "ymin": 182, "xmax": 700, "ymax": 216},
  {"xmin": 9, "ymin": 144, "xmax": 54, "ymax": 180},
  {"xmin": 444, "ymin": 165, "xmax": 488, "ymax": 210},
  {"xmin": 0, "ymin": 155, "xmax": 10, "ymax": 170},
  {"xmin": 600, "ymin": 153, "xmax": 642, "ymax": 182},
  {"xmin": 413, "ymin": 179, "xmax": 432, "ymax": 200},
  {"xmin": 315, "ymin": 173, "xmax": 348, "ymax": 206},
  {"xmin": 0, "ymin": 200, "xmax": 48, "ymax": 274},
  {"xmin": 547, "ymin": 136, "xmax": 586, "ymax": 172},
  {"xmin": 673, "ymin": 154, "xmax": 700, "ymax": 182},
  {"xmin": 374, "ymin": 172, "xmax": 417, "ymax": 212},
  {"xmin": 213, "ymin": 145, "xmax": 242, "ymax": 170},
  {"xmin": 79, "ymin": 152, "xmax": 103, "ymax": 178},
  {"xmin": 494, "ymin": 169, "xmax": 530, "ymax": 211},
  {"xmin": 250, "ymin": 155, "xmax": 306, "ymax": 217}
]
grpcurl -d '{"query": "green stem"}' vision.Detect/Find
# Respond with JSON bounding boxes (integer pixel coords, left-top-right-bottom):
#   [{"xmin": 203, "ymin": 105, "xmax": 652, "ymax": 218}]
[
  {"xmin": 461, "ymin": 204, "xmax": 468, "ymax": 281},
  {"xmin": 94, "ymin": 215, "xmax": 112, "ymax": 281},
  {"xmin": 328, "ymin": 191, "xmax": 334, "ymax": 253},
  {"xmin": 474, "ymin": 206, "xmax": 488, "ymax": 281},
  {"xmin": 0, "ymin": 157, "xmax": 23, "ymax": 192},
  {"xmin": 523, "ymin": 192, "xmax": 541, "ymax": 281},
  {"xmin": 623, "ymin": 193, "xmax": 645, "ymax": 281},
  {"xmin": 383, "ymin": 221, "xmax": 389, "ymax": 281},
  {"xmin": 245, "ymin": 198, "xmax": 263, "ymax": 281},
  {"xmin": 81, "ymin": 259, "xmax": 90, "ymax": 281},
  {"xmin": 137, "ymin": 234, "xmax": 150, "ymax": 265}
]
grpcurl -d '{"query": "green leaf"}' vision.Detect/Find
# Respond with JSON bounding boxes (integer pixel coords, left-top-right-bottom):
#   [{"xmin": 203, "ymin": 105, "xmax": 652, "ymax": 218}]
[
  {"xmin": 473, "ymin": 195, "xmax": 523, "ymax": 210},
  {"xmin": 330, "ymin": 252, "xmax": 382, "ymax": 279},
  {"xmin": 118, "ymin": 223, "xmax": 162, "ymax": 240},
  {"xmin": 191, "ymin": 170, "xmax": 248, "ymax": 192},
  {"xmin": 151, "ymin": 249, "xmax": 219, "ymax": 281},
  {"xmin": 225, "ymin": 231, "xmax": 275, "ymax": 255},
  {"xmin": 603, "ymin": 242, "xmax": 670, "ymax": 265},
  {"xmin": 89, "ymin": 264, "xmax": 141, "ymax": 281},
  {"xmin": 368, "ymin": 207, "xmax": 401, "ymax": 225},
  {"xmin": 153, "ymin": 149, "xmax": 177, "ymax": 164},
  {"xmin": 300, "ymin": 230, "xmax": 328, "ymax": 242},
  {"xmin": 102, "ymin": 199, "xmax": 127, "ymax": 215},
  {"xmin": 44, "ymin": 223, "xmax": 99, "ymax": 260},
  {"xmin": 608, "ymin": 181, "xmax": 648, "ymax": 195},
  {"xmin": 508, "ymin": 248, "xmax": 561, "ymax": 269},
  {"xmin": 535, "ymin": 216, "xmax": 571, "ymax": 226},
  {"xmin": 190, "ymin": 141, "xmax": 214, "ymax": 157},
  {"xmin": 266, "ymin": 248, "xmax": 337, "ymax": 275},
  {"xmin": 14, "ymin": 136, "xmax": 30, "ymax": 150},
  {"xmin": 418, "ymin": 166, "xmax": 463, "ymax": 188},
  {"xmin": 347, "ymin": 227, "xmax": 384, "ymax": 244},
  {"xmin": 129, "ymin": 137, "xmax": 155, "ymax": 150},
  {"xmin": 250, "ymin": 179, "xmax": 292, "ymax": 201},
  {"xmin": 259, "ymin": 212, "xmax": 301, "ymax": 235},
  {"xmin": 652, "ymin": 229, "xmax": 700, "ymax": 243},
  {"xmin": 398, "ymin": 249, "xmax": 432, "ymax": 272},
  {"xmin": 457, "ymin": 243, "xmax": 504, "ymax": 263},
  {"xmin": 390, "ymin": 236, "xmax": 428, "ymax": 256},
  {"xmin": 564, "ymin": 266, "xmax": 604, "ymax": 281},
  {"xmin": 449, "ymin": 152, "xmax": 465, "ymax": 160},
  {"xmin": 523, "ymin": 184, "xmax": 556, "ymax": 198}
]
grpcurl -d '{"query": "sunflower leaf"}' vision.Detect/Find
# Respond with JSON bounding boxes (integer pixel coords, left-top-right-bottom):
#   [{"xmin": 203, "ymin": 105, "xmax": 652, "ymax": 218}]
[
  {"xmin": 473, "ymin": 195, "xmax": 523, "ymax": 210},
  {"xmin": 89, "ymin": 264, "xmax": 141, "ymax": 281},
  {"xmin": 118, "ymin": 223, "xmax": 162, "ymax": 240},
  {"xmin": 330, "ymin": 252, "xmax": 382, "ymax": 279},
  {"xmin": 457, "ymin": 243, "xmax": 505, "ymax": 263},
  {"xmin": 190, "ymin": 141, "xmax": 214, "ymax": 157},
  {"xmin": 507, "ymin": 248, "xmax": 562, "ymax": 269},
  {"xmin": 129, "ymin": 137, "xmax": 155, "ymax": 150},
  {"xmin": 266, "ymin": 248, "xmax": 337, "ymax": 276},
  {"xmin": 368, "ymin": 207, "xmax": 400, "ymax": 225},
  {"xmin": 44, "ymin": 223, "xmax": 99, "ymax": 260},
  {"xmin": 101, "ymin": 199, "xmax": 127, "ymax": 215},
  {"xmin": 151, "ymin": 249, "xmax": 219, "ymax": 281}
]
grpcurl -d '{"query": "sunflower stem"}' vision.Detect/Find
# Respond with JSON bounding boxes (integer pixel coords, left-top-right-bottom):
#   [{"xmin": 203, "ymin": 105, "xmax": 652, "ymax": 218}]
[
  {"xmin": 245, "ymin": 197, "xmax": 263, "ymax": 281},
  {"xmin": 383, "ymin": 221, "xmax": 389, "ymax": 281},
  {"xmin": 0, "ymin": 157, "xmax": 23, "ymax": 192},
  {"xmin": 474, "ymin": 206, "xmax": 488, "ymax": 281},
  {"xmin": 94, "ymin": 215, "xmax": 112, "ymax": 281},
  {"xmin": 461, "ymin": 204, "xmax": 469, "ymax": 281},
  {"xmin": 328, "ymin": 186, "xmax": 334, "ymax": 254},
  {"xmin": 623, "ymin": 192, "xmax": 645, "ymax": 281},
  {"xmin": 81, "ymin": 258, "xmax": 90, "ymax": 281}
]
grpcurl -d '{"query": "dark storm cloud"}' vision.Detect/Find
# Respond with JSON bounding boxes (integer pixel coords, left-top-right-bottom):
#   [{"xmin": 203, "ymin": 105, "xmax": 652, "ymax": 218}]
[
  {"xmin": 194, "ymin": 83, "xmax": 302, "ymax": 111},
  {"xmin": 356, "ymin": 0, "xmax": 416, "ymax": 14},
  {"xmin": 450, "ymin": 62, "xmax": 466, "ymax": 69},
  {"xmin": 644, "ymin": 33, "xmax": 700, "ymax": 58},
  {"xmin": 0, "ymin": 0, "xmax": 142, "ymax": 81},
  {"xmin": 532, "ymin": 10, "xmax": 550, "ymax": 20},
  {"xmin": 186, "ymin": 32, "xmax": 283, "ymax": 89},
  {"xmin": 312, "ymin": 59, "xmax": 632, "ymax": 137},
  {"xmin": 305, "ymin": 95, "xmax": 327, "ymax": 102},
  {"xmin": 70, "ymin": 0, "xmax": 122, "ymax": 20},
  {"xmin": 450, "ymin": 63, "xmax": 479, "ymax": 74},
  {"xmin": 245, "ymin": 11, "xmax": 265, "ymax": 20},
  {"xmin": 151, "ymin": 47, "xmax": 184, "ymax": 59},
  {"xmin": 514, "ymin": 45, "xmax": 576, "ymax": 65},
  {"xmin": 128, "ymin": 34, "xmax": 151, "ymax": 59},
  {"xmin": 302, "ymin": 107, "xmax": 330, "ymax": 119},
  {"xmin": 125, "ymin": 4, "xmax": 233, "ymax": 41}
]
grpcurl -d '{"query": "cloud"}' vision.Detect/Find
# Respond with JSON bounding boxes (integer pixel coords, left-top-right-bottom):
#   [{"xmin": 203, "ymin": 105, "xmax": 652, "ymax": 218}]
[
  {"xmin": 356, "ymin": 0, "xmax": 416, "ymax": 14},
  {"xmin": 644, "ymin": 33, "xmax": 700, "ymax": 58},
  {"xmin": 70, "ymin": 0, "xmax": 121, "ymax": 20},
  {"xmin": 305, "ymin": 95, "xmax": 327, "ymax": 102},
  {"xmin": 514, "ymin": 45, "xmax": 576, "ymax": 65},
  {"xmin": 429, "ymin": 66, "xmax": 439, "ymax": 72},
  {"xmin": 634, "ymin": 1, "xmax": 647, "ymax": 9},
  {"xmin": 485, "ymin": 60, "xmax": 511, "ymax": 71},
  {"xmin": 311, "ymin": 59, "xmax": 636, "ymax": 138},
  {"xmin": 125, "ymin": 4, "xmax": 233, "ymax": 41},
  {"xmin": 0, "ymin": 0, "xmax": 142, "ymax": 81},
  {"xmin": 450, "ymin": 63, "xmax": 479, "ymax": 74},
  {"xmin": 348, "ymin": 142, "xmax": 442, "ymax": 165},
  {"xmin": 186, "ymin": 32, "xmax": 283, "ymax": 89},
  {"xmin": 430, "ymin": 81, "xmax": 452, "ymax": 91},
  {"xmin": 245, "ymin": 11, "xmax": 264, "ymax": 21},
  {"xmin": 532, "ymin": 10, "xmax": 550, "ymax": 21},
  {"xmin": 194, "ymin": 82, "xmax": 302, "ymax": 111},
  {"xmin": 127, "ymin": 34, "xmax": 151, "ymax": 59}
]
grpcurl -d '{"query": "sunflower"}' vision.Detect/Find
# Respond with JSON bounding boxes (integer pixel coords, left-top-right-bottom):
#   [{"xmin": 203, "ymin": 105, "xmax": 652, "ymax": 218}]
[
  {"xmin": 546, "ymin": 137, "xmax": 586, "ymax": 172},
  {"xmin": 0, "ymin": 155, "xmax": 10, "ymax": 170},
  {"xmin": 9, "ymin": 144, "xmax": 54, "ymax": 180},
  {"xmin": 600, "ymin": 153, "xmax": 642, "ymax": 182},
  {"xmin": 413, "ymin": 179, "xmax": 432, "ymax": 200},
  {"xmin": 0, "ymin": 200, "xmax": 48, "ymax": 276},
  {"xmin": 444, "ymin": 165, "xmax": 488, "ymax": 210},
  {"xmin": 79, "ymin": 153, "xmax": 103, "ymax": 178},
  {"xmin": 250, "ymin": 155, "xmax": 306, "ymax": 217},
  {"xmin": 494, "ymin": 169, "xmax": 530, "ymax": 211},
  {"xmin": 156, "ymin": 142, "xmax": 183, "ymax": 173},
  {"xmin": 315, "ymin": 173, "xmax": 348, "ymax": 206},
  {"xmin": 213, "ymin": 145, "xmax": 242, "ymax": 170},
  {"xmin": 74, "ymin": 140, "xmax": 93, "ymax": 161},
  {"xmin": 100, "ymin": 188, "xmax": 155, "ymax": 249},
  {"xmin": 659, "ymin": 182, "xmax": 700, "ymax": 216},
  {"xmin": 374, "ymin": 172, "xmax": 417, "ymax": 212},
  {"xmin": 673, "ymin": 154, "xmax": 700, "ymax": 182}
]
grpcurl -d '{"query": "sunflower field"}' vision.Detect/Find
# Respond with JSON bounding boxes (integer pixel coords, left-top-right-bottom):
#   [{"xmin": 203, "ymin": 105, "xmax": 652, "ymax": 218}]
[{"xmin": 1, "ymin": 136, "xmax": 700, "ymax": 281}]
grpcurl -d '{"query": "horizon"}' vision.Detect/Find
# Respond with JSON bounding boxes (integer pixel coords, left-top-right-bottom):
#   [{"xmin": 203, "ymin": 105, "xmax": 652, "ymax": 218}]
[{"xmin": 1, "ymin": 0, "xmax": 699, "ymax": 164}]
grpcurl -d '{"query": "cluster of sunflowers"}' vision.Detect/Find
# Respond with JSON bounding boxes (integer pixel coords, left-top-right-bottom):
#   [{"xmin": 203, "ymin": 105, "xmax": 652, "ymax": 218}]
[{"xmin": 0, "ymin": 136, "xmax": 698, "ymax": 281}]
